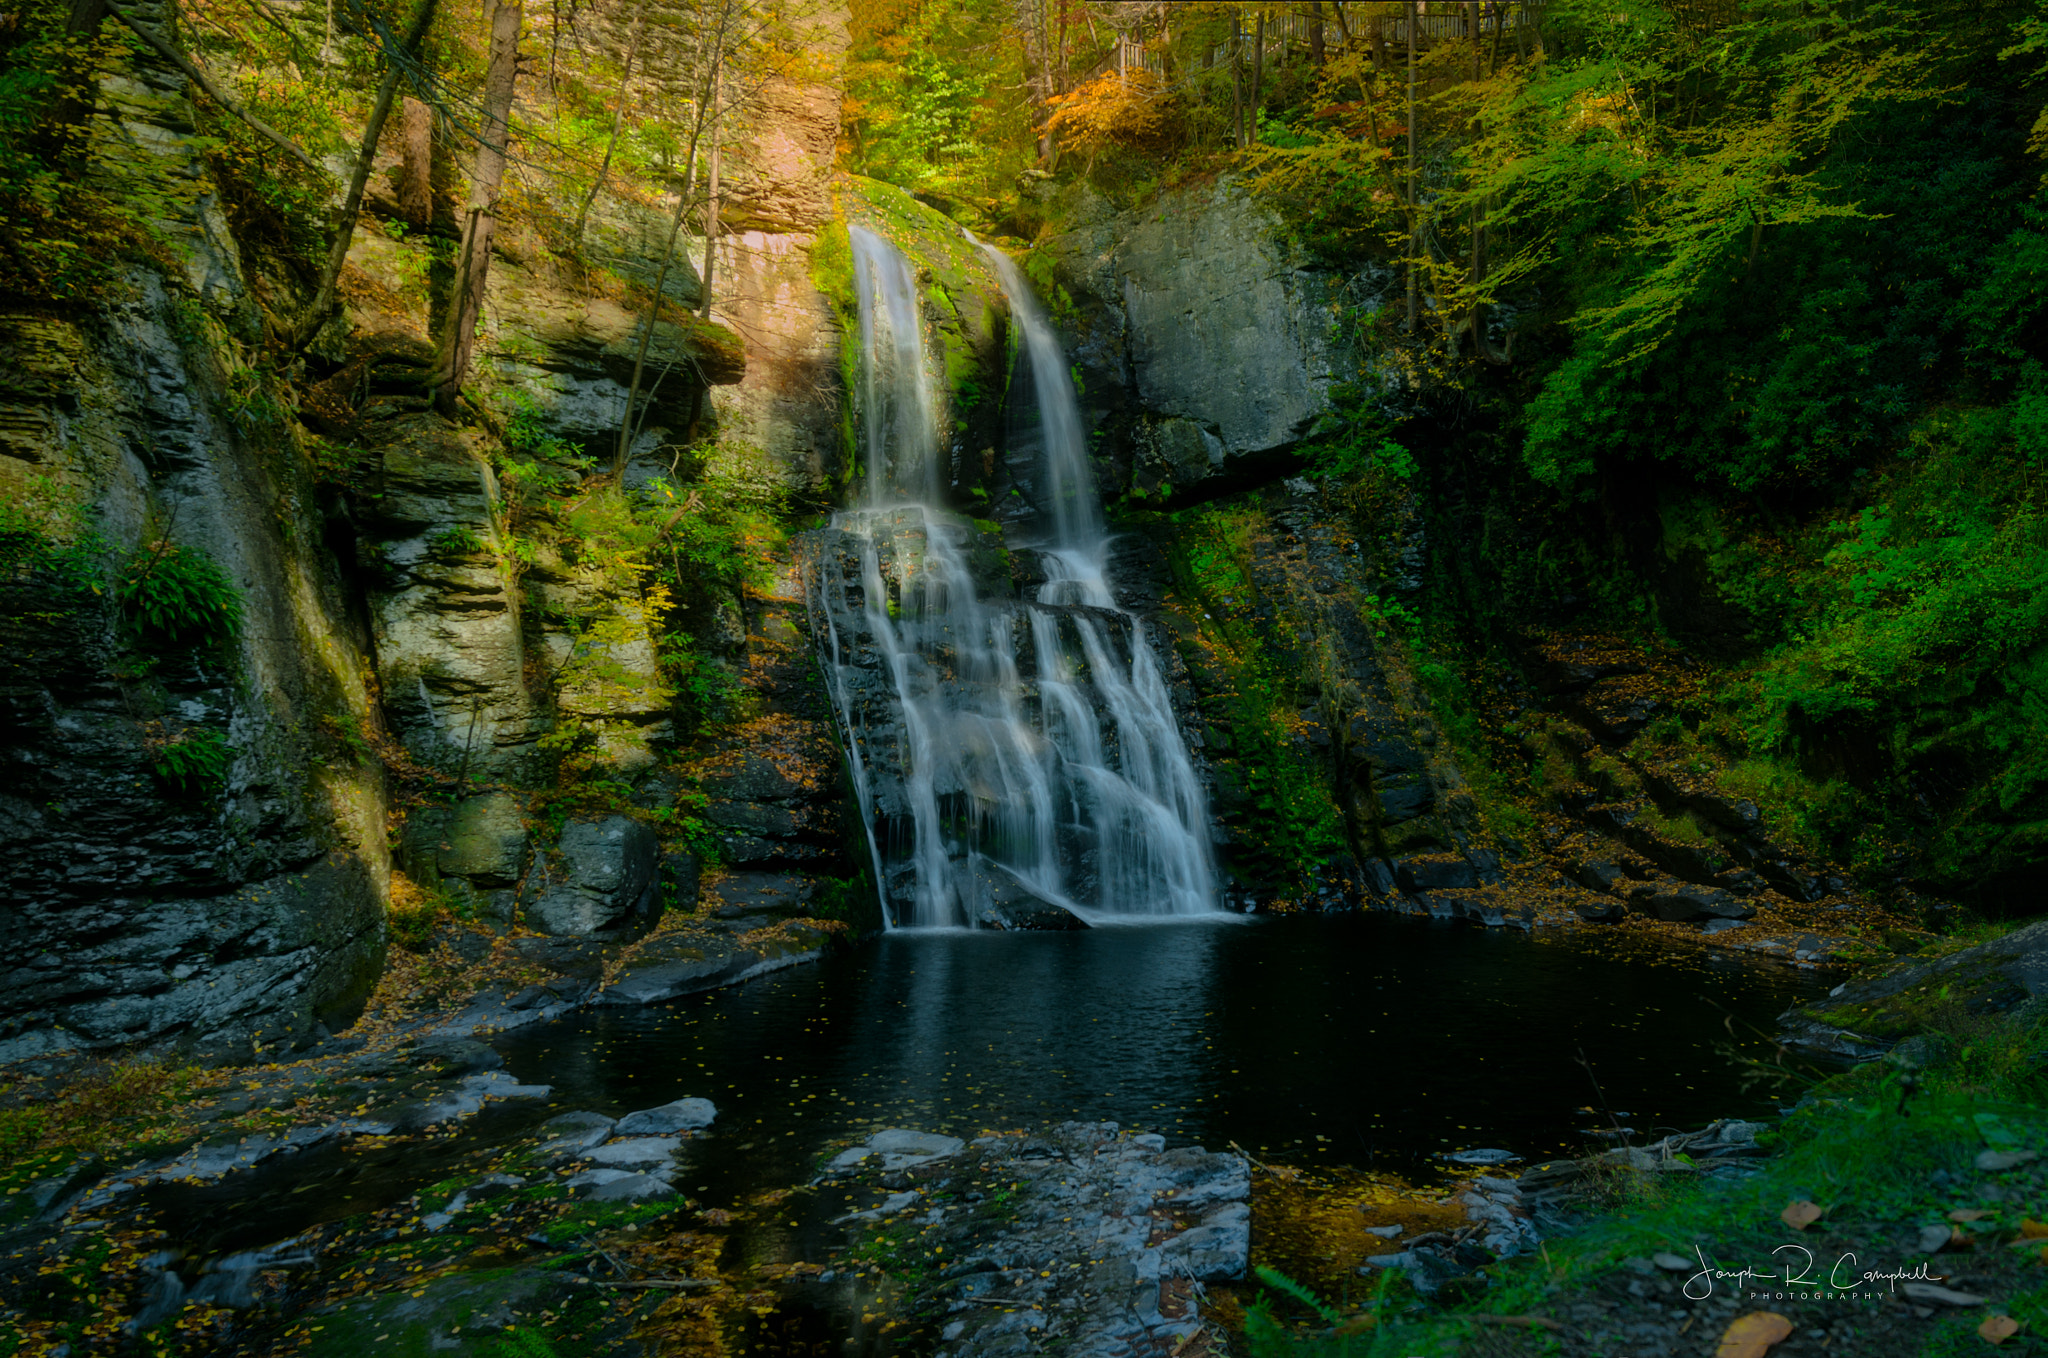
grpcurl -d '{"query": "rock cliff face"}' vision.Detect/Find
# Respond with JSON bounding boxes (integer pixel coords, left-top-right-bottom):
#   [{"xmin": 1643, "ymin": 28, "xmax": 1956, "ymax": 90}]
[
  {"xmin": 1033, "ymin": 178, "xmax": 1395, "ymax": 507},
  {"xmin": 1019, "ymin": 178, "xmax": 1484, "ymax": 904},
  {"xmin": 0, "ymin": 12, "xmax": 388, "ymax": 1064},
  {"xmin": 1024, "ymin": 175, "xmax": 1894, "ymax": 944},
  {"xmin": 0, "ymin": 0, "xmax": 881, "ymax": 1065}
]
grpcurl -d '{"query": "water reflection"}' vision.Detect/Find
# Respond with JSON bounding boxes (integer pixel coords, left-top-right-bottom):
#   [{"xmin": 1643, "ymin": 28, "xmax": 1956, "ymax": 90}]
[{"xmin": 502, "ymin": 914, "xmax": 1831, "ymax": 1201}]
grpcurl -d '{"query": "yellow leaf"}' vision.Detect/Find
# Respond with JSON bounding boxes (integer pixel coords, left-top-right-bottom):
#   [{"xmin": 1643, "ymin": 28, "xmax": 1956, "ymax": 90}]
[
  {"xmin": 2022, "ymin": 1220, "xmax": 2048, "ymax": 1238},
  {"xmin": 1981, "ymin": 1315, "xmax": 2022, "ymax": 1344},
  {"xmin": 1780, "ymin": 1201, "xmax": 1823, "ymax": 1231},
  {"xmin": 1716, "ymin": 1311, "xmax": 1794, "ymax": 1358}
]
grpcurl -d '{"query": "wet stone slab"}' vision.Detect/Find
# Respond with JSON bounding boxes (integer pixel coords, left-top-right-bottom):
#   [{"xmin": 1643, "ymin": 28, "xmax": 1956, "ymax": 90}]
[{"xmin": 810, "ymin": 1121, "xmax": 1250, "ymax": 1356}]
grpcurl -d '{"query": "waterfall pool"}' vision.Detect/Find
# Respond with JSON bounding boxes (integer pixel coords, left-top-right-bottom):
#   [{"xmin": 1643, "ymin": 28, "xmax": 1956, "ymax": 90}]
[
  {"xmin": 497, "ymin": 913, "xmax": 1832, "ymax": 1206},
  {"xmin": 127, "ymin": 913, "xmax": 1838, "ymax": 1354}
]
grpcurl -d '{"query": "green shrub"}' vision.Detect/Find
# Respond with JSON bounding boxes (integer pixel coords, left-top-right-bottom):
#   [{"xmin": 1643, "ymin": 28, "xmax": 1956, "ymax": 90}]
[
  {"xmin": 150, "ymin": 727, "xmax": 233, "ymax": 796},
  {"xmin": 116, "ymin": 539, "xmax": 242, "ymax": 646},
  {"xmin": 428, "ymin": 524, "xmax": 489, "ymax": 559}
]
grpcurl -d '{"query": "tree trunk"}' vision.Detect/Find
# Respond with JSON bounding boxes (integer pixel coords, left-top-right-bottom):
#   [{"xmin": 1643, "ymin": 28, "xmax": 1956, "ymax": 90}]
[
  {"xmin": 286, "ymin": 0, "xmax": 439, "ymax": 350},
  {"xmin": 1471, "ymin": 0, "xmax": 1482, "ymax": 79},
  {"xmin": 399, "ymin": 97, "xmax": 433, "ymax": 227},
  {"xmin": 614, "ymin": 0, "xmax": 729, "ymax": 473},
  {"xmin": 1309, "ymin": 0, "xmax": 1325, "ymax": 66},
  {"xmin": 1406, "ymin": 0, "xmax": 1418, "ymax": 333},
  {"xmin": 1249, "ymin": 9, "xmax": 1264, "ymax": 142},
  {"xmin": 1230, "ymin": 19, "xmax": 1243, "ymax": 148},
  {"xmin": 571, "ymin": 11, "xmax": 645, "ymax": 246},
  {"xmin": 430, "ymin": 0, "xmax": 521, "ymax": 414},
  {"xmin": 40, "ymin": 0, "xmax": 110, "ymax": 164},
  {"xmin": 697, "ymin": 70, "xmax": 722, "ymax": 320}
]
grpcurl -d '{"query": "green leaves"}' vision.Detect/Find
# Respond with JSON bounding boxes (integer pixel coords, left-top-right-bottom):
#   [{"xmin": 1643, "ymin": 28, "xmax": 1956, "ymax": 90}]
[
  {"xmin": 116, "ymin": 539, "xmax": 243, "ymax": 647},
  {"xmin": 150, "ymin": 726, "xmax": 233, "ymax": 796}
]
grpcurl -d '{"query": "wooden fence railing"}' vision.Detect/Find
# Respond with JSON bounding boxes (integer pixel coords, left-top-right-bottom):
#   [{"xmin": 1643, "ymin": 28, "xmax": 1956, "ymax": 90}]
[{"xmin": 1072, "ymin": 3, "xmax": 1549, "ymax": 91}]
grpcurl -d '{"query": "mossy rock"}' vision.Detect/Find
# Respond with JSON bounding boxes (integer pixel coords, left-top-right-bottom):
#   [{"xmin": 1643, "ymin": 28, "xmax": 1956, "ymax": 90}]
[
  {"xmin": 301, "ymin": 1267, "xmax": 581, "ymax": 1356},
  {"xmin": 1791, "ymin": 918, "xmax": 2048, "ymax": 1041},
  {"xmin": 826, "ymin": 175, "xmax": 1011, "ymax": 506}
]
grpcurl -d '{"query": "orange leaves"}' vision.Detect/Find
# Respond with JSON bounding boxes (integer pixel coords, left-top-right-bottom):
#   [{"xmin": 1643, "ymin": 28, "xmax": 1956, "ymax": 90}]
[
  {"xmin": 1045, "ymin": 70, "xmax": 1171, "ymax": 156},
  {"xmin": 1715, "ymin": 1311, "xmax": 1793, "ymax": 1358},
  {"xmin": 1780, "ymin": 1200, "xmax": 1824, "ymax": 1231}
]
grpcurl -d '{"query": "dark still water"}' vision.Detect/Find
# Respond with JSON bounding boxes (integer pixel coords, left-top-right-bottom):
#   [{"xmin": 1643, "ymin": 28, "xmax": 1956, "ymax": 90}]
[{"xmin": 500, "ymin": 913, "xmax": 1834, "ymax": 1199}]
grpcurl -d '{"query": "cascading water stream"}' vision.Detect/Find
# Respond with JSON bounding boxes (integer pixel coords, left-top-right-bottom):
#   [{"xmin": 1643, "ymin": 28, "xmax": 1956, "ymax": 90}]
[{"xmin": 807, "ymin": 227, "xmax": 1216, "ymax": 928}]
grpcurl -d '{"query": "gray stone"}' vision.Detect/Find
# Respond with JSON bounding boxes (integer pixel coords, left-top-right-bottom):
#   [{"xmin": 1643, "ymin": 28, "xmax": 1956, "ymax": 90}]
[
  {"xmin": 1397, "ymin": 858, "xmax": 1479, "ymax": 893},
  {"xmin": 615, "ymin": 1097, "xmax": 718, "ymax": 1135},
  {"xmin": 1633, "ymin": 884, "xmax": 1754, "ymax": 922},
  {"xmin": 584, "ymin": 1173, "xmax": 679, "ymax": 1203},
  {"xmin": 1887, "ymin": 1034, "xmax": 1954, "ymax": 1070},
  {"xmin": 583, "ymin": 1136, "xmax": 680, "ymax": 1169},
  {"xmin": 1566, "ymin": 859, "xmax": 1628, "ymax": 894},
  {"xmin": 461, "ymin": 1070, "xmax": 551, "ymax": 1101},
  {"xmin": 539, "ymin": 1111, "xmax": 617, "ymax": 1156},
  {"xmin": 827, "ymin": 1128, "xmax": 967, "ymax": 1174},
  {"xmin": 522, "ymin": 816, "xmax": 659, "ymax": 936},
  {"xmin": 436, "ymin": 792, "xmax": 528, "ymax": 884},
  {"xmin": 1059, "ymin": 179, "xmax": 1349, "ymax": 462},
  {"xmin": 1158, "ymin": 1202, "xmax": 1249, "ymax": 1281}
]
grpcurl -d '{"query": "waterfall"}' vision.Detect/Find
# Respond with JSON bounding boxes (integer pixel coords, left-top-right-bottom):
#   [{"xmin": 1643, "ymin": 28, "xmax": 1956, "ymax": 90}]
[{"xmin": 805, "ymin": 227, "xmax": 1217, "ymax": 929}]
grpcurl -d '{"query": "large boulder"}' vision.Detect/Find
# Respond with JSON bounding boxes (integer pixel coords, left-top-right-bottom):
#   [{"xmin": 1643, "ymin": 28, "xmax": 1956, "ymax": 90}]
[
  {"xmin": 1629, "ymin": 883, "xmax": 1755, "ymax": 922},
  {"xmin": 520, "ymin": 816, "xmax": 660, "ymax": 937}
]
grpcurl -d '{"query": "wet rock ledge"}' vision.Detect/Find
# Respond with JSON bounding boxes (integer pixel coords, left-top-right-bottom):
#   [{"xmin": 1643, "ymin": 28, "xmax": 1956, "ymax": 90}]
[{"xmin": 811, "ymin": 1122, "xmax": 1251, "ymax": 1357}]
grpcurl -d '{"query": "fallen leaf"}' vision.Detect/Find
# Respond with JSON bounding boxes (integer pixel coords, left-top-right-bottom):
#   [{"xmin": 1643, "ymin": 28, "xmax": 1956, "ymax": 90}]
[
  {"xmin": 1716, "ymin": 1311, "xmax": 1794, "ymax": 1358},
  {"xmin": 2024, "ymin": 1220, "xmax": 2048, "ymax": 1239},
  {"xmin": 1977, "ymin": 1150, "xmax": 2039, "ymax": 1172},
  {"xmin": 1950, "ymin": 1209, "xmax": 1991, "ymax": 1222},
  {"xmin": 1980, "ymin": 1315, "xmax": 2022, "ymax": 1344},
  {"xmin": 1902, "ymin": 1282, "xmax": 1987, "ymax": 1306},
  {"xmin": 1781, "ymin": 1201, "xmax": 1823, "ymax": 1231}
]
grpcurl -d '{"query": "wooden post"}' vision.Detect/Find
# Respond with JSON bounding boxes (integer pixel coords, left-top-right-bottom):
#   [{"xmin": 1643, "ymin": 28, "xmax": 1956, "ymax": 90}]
[{"xmin": 1406, "ymin": 0, "xmax": 1418, "ymax": 334}]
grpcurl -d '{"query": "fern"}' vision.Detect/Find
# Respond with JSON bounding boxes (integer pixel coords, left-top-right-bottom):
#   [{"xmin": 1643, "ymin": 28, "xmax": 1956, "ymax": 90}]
[
  {"xmin": 151, "ymin": 728, "xmax": 233, "ymax": 796},
  {"xmin": 117, "ymin": 540, "xmax": 242, "ymax": 645}
]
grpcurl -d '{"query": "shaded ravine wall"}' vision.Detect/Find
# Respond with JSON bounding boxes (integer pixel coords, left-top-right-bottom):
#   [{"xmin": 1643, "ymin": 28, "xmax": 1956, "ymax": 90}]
[
  {"xmin": 0, "ymin": 1, "xmax": 389, "ymax": 1064},
  {"xmin": 0, "ymin": 0, "xmax": 870, "ymax": 1065}
]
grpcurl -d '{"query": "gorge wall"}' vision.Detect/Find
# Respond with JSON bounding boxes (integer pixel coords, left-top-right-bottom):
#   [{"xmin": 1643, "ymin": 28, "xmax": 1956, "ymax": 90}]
[{"xmin": 0, "ymin": 0, "xmax": 1962, "ymax": 1072}]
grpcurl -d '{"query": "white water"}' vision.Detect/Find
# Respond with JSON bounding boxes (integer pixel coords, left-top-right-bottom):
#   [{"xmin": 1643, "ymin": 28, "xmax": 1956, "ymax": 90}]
[{"xmin": 813, "ymin": 227, "xmax": 1216, "ymax": 928}]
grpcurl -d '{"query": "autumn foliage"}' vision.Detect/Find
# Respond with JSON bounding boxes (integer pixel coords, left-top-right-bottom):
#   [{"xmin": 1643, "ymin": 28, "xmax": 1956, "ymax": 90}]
[{"xmin": 1045, "ymin": 68, "xmax": 1172, "ymax": 162}]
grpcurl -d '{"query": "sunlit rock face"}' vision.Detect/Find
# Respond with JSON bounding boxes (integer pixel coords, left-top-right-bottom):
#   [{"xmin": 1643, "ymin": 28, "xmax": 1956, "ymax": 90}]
[{"xmin": 1028, "ymin": 176, "xmax": 1399, "ymax": 505}]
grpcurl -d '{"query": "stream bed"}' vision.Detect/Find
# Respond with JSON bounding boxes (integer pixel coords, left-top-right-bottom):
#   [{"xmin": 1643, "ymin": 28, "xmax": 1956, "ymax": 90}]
[{"xmin": 113, "ymin": 914, "xmax": 1842, "ymax": 1355}]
